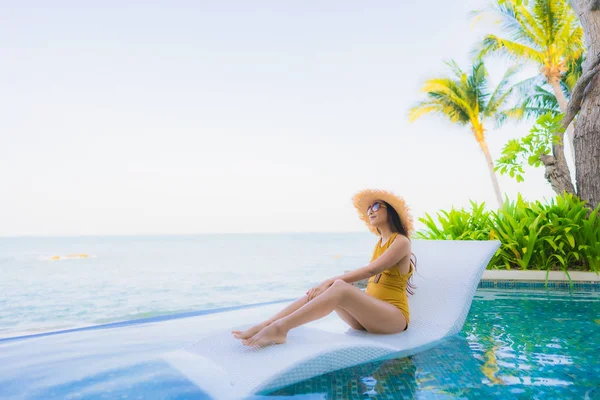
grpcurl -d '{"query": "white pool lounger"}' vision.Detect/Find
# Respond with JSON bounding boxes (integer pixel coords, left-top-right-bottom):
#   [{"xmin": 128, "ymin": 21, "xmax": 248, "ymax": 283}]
[
  {"xmin": 0, "ymin": 240, "xmax": 500, "ymax": 400},
  {"xmin": 164, "ymin": 240, "xmax": 501, "ymax": 399}
]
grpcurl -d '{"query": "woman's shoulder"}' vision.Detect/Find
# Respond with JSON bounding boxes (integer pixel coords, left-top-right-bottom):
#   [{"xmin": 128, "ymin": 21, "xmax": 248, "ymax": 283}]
[
  {"xmin": 391, "ymin": 233, "xmax": 410, "ymax": 248},
  {"xmin": 377, "ymin": 232, "xmax": 409, "ymax": 248}
]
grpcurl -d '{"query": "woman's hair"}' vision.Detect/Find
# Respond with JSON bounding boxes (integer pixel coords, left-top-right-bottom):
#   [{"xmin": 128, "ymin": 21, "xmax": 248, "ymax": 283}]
[{"xmin": 379, "ymin": 201, "xmax": 417, "ymax": 295}]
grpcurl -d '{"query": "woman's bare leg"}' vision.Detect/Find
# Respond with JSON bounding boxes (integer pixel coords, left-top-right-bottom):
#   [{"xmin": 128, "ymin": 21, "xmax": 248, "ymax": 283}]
[
  {"xmin": 233, "ymin": 295, "xmax": 365, "ymax": 339},
  {"xmin": 335, "ymin": 308, "xmax": 365, "ymax": 330},
  {"xmin": 232, "ymin": 296, "xmax": 308, "ymax": 339},
  {"xmin": 242, "ymin": 280, "xmax": 406, "ymax": 348}
]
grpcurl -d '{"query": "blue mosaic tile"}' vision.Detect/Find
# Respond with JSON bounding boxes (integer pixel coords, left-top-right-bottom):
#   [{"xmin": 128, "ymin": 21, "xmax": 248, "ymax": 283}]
[
  {"xmin": 478, "ymin": 280, "xmax": 600, "ymax": 292},
  {"xmin": 264, "ymin": 288, "xmax": 600, "ymax": 399}
]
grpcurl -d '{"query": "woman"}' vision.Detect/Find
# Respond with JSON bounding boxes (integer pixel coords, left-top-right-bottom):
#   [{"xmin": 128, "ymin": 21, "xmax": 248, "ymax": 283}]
[{"xmin": 232, "ymin": 189, "xmax": 416, "ymax": 348}]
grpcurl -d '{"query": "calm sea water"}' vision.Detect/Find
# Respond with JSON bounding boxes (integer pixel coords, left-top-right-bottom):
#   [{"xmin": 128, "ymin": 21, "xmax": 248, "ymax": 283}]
[{"xmin": 0, "ymin": 233, "xmax": 374, "ymax": 339}]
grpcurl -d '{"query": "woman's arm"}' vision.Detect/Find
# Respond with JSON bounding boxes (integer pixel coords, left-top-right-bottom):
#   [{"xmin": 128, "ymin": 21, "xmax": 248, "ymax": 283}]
[{"xmin": 324, "ymin": 236, "xmax": 411, "ymax": 285}]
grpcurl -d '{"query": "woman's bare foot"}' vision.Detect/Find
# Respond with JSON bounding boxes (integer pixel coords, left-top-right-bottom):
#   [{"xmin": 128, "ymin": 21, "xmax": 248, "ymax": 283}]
[
  {"xmin": 232, "ymin": 321, "xmax": 270, "ymax": 340},
  {"xmin": 241, "ymin": 322, "xmax": 287, "ymax": 348}
]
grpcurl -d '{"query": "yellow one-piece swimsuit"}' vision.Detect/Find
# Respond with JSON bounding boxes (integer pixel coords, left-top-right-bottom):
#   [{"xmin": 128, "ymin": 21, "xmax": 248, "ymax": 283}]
[{"xmin": 365, "ymin": 232, "xmax": 414, "ymax": 327}]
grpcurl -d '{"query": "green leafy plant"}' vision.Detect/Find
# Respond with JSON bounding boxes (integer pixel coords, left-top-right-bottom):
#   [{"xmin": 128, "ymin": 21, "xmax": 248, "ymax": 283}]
[
  {"xmin": 416, "ymin": 201, "xmax": 492, "ymax": 241},
  {"xmin": 495, "ymin": 113, "xmax": 564, "ymax": 182},
  {"xmin": 489, "ymin": 193, "xmax": 587, "ymax": 271},
  {"xmin": 417, "ymin": 193, "xmax": 600, "ymax": 274},
  {"xmin": 580, "ymin": 208, "xmax": 600, "ymax": 273}
]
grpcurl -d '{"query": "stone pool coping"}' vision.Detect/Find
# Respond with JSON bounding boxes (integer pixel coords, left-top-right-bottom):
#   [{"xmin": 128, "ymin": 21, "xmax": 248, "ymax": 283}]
[
  {"xmin": 479, "ymin": 270, "xmax": 600, "ymax": 290},
  {"xmin": 482, "ymin": 270, "xmax": 600, "ymax": 281},
  {"xmin": 352, "ymin": 270, "xmax": 600, "ymax": 290}
]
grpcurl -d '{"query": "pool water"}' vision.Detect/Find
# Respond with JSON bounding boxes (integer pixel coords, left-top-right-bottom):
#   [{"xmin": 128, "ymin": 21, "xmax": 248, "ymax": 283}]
[
  {"xmin": 2, "ymin": 288, "xmax": 599, "ymax": 399},
  {"xmin": 267, "ymin": 288, "xmax": 600, "ymax": 399}
]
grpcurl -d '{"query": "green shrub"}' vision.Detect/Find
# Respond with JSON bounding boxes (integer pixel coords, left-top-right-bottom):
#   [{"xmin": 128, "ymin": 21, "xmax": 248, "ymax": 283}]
[
  {"xmin": 416, "ymin": 193, "xmax": 600, "ymax": 273},
  {"xmin": 415, "ymin": 201, "xmax": 491, "ymax": 241}
]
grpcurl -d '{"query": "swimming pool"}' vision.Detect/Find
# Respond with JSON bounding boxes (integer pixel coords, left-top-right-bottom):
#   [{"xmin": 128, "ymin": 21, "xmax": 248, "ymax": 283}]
[
  {"xmin": 269, "ymin": 288, "xmax": 600, "ymax": 399},
  {"xmin": 1, "ymin": 287, "xmax": 598, "ymax": 399}
]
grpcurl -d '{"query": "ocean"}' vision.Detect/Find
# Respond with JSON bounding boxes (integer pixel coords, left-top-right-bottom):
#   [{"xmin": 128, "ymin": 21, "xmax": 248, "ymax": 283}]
[{"xmin": 0, "ymin": 233, "xmax": 375, "ymax": 339}]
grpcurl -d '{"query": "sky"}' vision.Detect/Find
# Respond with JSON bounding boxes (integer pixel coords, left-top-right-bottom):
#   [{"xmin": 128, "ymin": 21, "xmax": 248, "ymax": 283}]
[{"xmin": 0, "ymin": 1, "xmax": 575, "ymax": 236}]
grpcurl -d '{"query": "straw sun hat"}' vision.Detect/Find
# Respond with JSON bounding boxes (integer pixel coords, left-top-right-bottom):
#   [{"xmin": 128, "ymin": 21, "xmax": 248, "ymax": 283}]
[{"xmin": 352, "ymin": 189, "xmax": 414, "ymax": 236}]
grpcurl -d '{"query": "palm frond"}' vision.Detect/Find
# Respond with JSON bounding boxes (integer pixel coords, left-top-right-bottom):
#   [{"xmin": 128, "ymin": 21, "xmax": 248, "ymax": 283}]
[
  {"xmin": 511, "ymin": 75, "xmax": 547, "ymax": 97},
  {"xmin": 444, "ymin": 60, "xmax": 466, "ymax": 79},
  {"xmin": 495, "ymin": 104, "xmax": 559, "ymax": 127},
  {"xmin": 516, "ymin": 84, "xmax": 562, "ymax": 119},
  {"xmin": 408, "ymin": 102, "xmax": 445, "ymax": 122},
  {"xmin": 495, "ymin": 1, "xmax": 542, "ymax": 47},
  {"xmin": 560, "ymin": 25, "xmax": 584, "ymax": 62},
  {"xmin": 533, "ymin": 0, "xmax": 557, "ymax": 46},
  {"xmin": 562, "ymin": 53, "xmax": 584, "ymax": 92},
  {"xmin": 420, "ymin": 78, "xmax": 475, "ymax": 117},
  {"xmin": 480, "ymin": 35, "xmax": 544, "ymax": 64},
  {"xmin": 476, "ymin": 0, "xmax": 584, "ymax": 88},
  {"xmin": 410, "ymin": 59, "xmax": 516, "ymax": 132},
  {"xmin": 409, "ymin": 100, "xmax": 470, "ymax": 125},
  {"xmin": 516, "ymin": 3, "xmax": 548, "ymax": 46},
  {"xmin": 486, "ymin": 65, "xmax": 522, "ymax": 116}
]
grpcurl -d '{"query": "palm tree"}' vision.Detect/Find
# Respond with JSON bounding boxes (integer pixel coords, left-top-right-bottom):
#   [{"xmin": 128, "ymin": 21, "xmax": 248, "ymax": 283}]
[
  {"xmin": 505, "ymin": 53, "xmax": 584, "ymax": 121},
  {"xmin": 476, "ymin": 0, "xmax": 584, "ymax": 159},
  {"xmin": 409, "ymin": 60, "xmax": 517, "ymax": 207}
]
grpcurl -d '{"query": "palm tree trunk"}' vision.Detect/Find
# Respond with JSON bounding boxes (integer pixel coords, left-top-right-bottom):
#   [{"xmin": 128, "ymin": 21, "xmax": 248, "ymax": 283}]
[
  {"xmin": 548, "ymin": 78, "xmax": 576, "ymax": 164},
  {"xmin": 569, "ymin": 0, "xmax": 600, "ymax": 210},
  {"xmin": 473, "ymin": 127, "xmax": 503, "ymax": 208},
  {"xmin": 539, "ymin": 139, "xmax": 576, "ymax": 196},
  {"xmin": 573, "ymin": 74, "xmax": 600, "ymax": 209}
]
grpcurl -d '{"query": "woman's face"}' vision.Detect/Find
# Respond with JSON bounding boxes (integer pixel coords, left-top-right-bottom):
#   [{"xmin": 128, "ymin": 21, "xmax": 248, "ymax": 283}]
[{"xmin": 367, "ymin": 201, "xmax": 388, "ymax": 228}]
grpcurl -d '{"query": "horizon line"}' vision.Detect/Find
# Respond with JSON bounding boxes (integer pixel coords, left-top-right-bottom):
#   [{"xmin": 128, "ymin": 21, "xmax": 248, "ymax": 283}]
[{"xmin": 0, "ymin": 230, "xmax": 380, "ymax": 239}]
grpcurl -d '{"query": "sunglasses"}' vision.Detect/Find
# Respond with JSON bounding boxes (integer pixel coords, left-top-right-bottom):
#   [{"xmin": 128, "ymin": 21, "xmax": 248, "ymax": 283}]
[{"xmin": 367, "ymin": 201, "xmax": 387, "ymax": 214}]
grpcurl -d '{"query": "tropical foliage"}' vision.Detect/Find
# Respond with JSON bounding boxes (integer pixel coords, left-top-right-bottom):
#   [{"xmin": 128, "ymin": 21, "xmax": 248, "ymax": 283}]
[
  {"xmin": 495, "ymin": 113, "xmax": 564, "ymax": 182},
  {"xmin": 476, "ymin": 0, "xmax": 583, "ymax": 102},
  {"xmin": 411, "ymin": 0, "xmax": 600, "ymax": 275},
  {"xmin": 475, "ymin": 0, "xmax": 584, "ymax": 165},
  {"xmin": 416, "ymin": 193, "xmax": 600, "ymax": 274},
  {"xmin": 417, "ymin": 201, "xmax": 492, "ymax": 241},
  {"xmin": 504, "ymin": 53, "xmax": 584, "ymax": 122},
  {"xmin": 409, "ymin": 60, "xmax": 517, "ymax": 206}
]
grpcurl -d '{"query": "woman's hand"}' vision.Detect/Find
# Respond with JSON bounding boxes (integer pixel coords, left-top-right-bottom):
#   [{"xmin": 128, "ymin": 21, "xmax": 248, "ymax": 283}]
[{"xmin": 306, "ymin": 280, "xmax": 333, "ymax": 302}]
